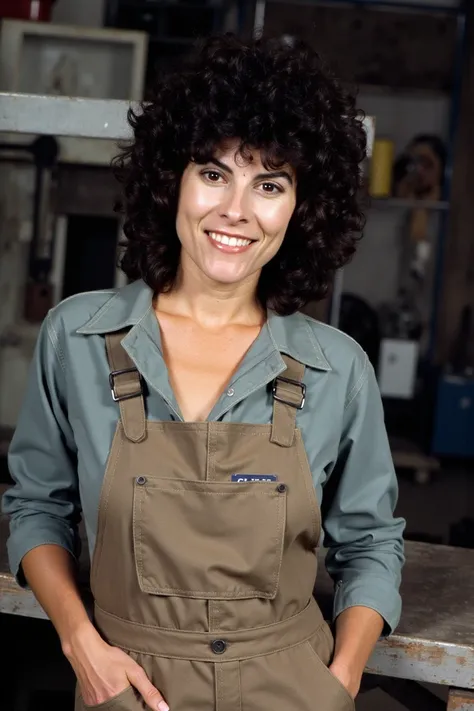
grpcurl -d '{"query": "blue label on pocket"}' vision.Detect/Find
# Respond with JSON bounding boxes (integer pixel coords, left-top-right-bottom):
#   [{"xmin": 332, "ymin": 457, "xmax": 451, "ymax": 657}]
[{"xmin": 231, "ymin": 474, "xmax": 278, "ymax": 482}]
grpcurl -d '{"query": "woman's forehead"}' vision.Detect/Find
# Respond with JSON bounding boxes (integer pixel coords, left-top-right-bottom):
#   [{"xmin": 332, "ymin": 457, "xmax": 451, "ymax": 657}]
[{"xmin": 209, "ymin": 139, "xmax": 295, "ymax": 175}]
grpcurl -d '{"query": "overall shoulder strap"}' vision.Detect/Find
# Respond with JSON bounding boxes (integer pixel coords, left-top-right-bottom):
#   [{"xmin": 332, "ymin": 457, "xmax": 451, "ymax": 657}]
[
  {"xmin": 270, "ymin": 354, "xmax": 306, "ymax": 448},
  {"xmin": 105, "ymin": 331, "xmax": 147, "ymax": 443}
]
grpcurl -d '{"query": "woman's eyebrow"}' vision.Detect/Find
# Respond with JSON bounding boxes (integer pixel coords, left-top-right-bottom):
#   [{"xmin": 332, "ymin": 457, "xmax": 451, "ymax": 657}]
[
  {"xmin": 209, "ymin": 158, "xmax": 233, "ymax": 174},
  {"xmin": 255, "ymin": 170, "xmax": 294, "ymax": 186}
]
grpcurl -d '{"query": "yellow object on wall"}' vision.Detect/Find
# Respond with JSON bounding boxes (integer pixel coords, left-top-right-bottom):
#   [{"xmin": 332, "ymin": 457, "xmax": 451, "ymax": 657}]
[{"xmin": 369, "ymin": 138, "xmax": 394, "ymax": 197}]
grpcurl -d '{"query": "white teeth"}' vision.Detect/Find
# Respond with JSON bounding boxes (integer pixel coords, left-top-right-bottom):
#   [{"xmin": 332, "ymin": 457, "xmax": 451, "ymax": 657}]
[{"xmin": 208, "ymin": 231, "xmax": 252, "ymax": 247}]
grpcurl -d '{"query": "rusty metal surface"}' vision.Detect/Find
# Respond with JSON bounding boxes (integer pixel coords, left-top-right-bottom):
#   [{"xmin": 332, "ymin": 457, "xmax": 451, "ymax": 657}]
[
  {"xmin": 1, "ymin": 484, "xmax": 474, "ymax": 690},
  {"xmin": 384, "ymin": 542, "xmax": 474, "ymax": 648},
  {"xmin": 366, "ymin": 635, "xmax": 474, "ymax": 689},
  {"xmin": 0, "ymin": 571, "xmax": 47, "ymax": 618},
  {"xmin": 448, "ymin": 688, "xmax": 474, "ymax": 711},
  {"xmin": 314, "ymin": 539, "xmax": 474, "ymax": 689},
  {"xmin": 0, "ymin": 485, "xmax": 47, "ymax": 618}
]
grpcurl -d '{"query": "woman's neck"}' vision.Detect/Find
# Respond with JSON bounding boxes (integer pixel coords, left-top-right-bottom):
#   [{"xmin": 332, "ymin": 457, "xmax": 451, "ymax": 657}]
[{"xmin": 155, "ymin": 263, "xmax": 264, "ymax": 330}]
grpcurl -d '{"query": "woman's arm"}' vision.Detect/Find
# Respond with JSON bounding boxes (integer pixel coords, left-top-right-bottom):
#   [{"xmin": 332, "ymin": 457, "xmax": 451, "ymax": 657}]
[
  {"xmin": 22, "ymin": 544, "xmax": 168, "ymax": 710},
  {"xmin": 22, "ymin": 544, "xmax": 91, "ymax": 646},
  {"xmin": 2, "ymin": 315, "xmax": 168, "ymax": 711},
  {"xmin": 322, "ymin": 353, "xmax": 406, "ymax": 695},
  {"xmin": 329, "ymin": 606, "xmax": 383, "ymax": 697}
]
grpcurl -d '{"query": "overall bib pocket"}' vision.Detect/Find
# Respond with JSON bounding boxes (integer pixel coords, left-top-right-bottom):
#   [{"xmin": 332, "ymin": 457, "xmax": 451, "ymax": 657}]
[{"xmin": 132, "ymin": 476, "xmax": 287, "ymax": 599}]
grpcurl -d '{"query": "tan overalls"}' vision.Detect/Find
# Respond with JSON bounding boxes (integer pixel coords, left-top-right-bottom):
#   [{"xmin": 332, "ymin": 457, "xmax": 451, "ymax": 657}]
[{"xmin": 75, "ymin": 331, "xmax": 355, "ymax": 711}]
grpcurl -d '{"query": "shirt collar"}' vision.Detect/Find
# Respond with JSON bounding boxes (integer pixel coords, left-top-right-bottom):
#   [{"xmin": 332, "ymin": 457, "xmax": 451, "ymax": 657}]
[
  {"xmin": 77, "ymin": 279, "xmax": 331, "ymax": 371},
  {"xmin": 266, "ymin": 310, "xmax": 331, "ymax": 371},
  {"xmin": 76, "ymin": 280, "xmax": 154, "ymax": 335}
]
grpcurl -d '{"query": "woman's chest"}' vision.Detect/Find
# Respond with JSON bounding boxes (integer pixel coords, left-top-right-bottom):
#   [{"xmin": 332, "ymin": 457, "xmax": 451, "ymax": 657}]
[{"xmin": 158, "ymin": 317, "xmax": 262, "ymax": 422}]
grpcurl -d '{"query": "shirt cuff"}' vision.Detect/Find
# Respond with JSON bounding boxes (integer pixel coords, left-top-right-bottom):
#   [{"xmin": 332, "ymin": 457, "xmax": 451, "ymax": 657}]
[
  {"xmin": 7, "ymin": 518, "xmax": 78, "ymax": 588},
  {"xmin": 332, "ymin": 574, "xmax": 402, "ymax": 636}
]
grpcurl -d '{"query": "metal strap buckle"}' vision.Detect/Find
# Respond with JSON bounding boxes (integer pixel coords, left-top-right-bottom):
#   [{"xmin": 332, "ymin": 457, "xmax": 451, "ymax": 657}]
[
  {"xmin": 272, "ymin": 376, "xmax": 306, "ymax": 410},
  {"xmin": 109, "ymin": 368, "xmax": 143, "ymax": 402}
]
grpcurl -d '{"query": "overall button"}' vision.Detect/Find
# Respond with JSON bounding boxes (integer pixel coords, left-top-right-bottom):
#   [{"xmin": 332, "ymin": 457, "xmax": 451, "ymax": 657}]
[
  {"xmin": 276, "ymin": 483, "xmax": 287, "ymax": 493},
  {"xmin": 211, "ymin": 639, "xmax": 227, "ymax": 655}
]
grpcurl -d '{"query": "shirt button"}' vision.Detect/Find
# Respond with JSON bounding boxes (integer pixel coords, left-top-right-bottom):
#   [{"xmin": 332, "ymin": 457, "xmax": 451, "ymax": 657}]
[
  {"xmin": 210, "ymin": 639, "xmax": 227, "ymax": 655},
  {"xmin": 227, "ymin": 388, "xmax": 235, "ymax": 397},
  {"xmin": 276, "ymin": 483, "xmax": 287, "ymax": 494},
  {"xmin": 136, "ymin": 476, "xmax": 147, "ymax": 485}
]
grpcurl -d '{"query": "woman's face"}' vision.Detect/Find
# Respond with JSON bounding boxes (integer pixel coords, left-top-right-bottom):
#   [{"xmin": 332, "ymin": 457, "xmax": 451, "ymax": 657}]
[{"xmin": 175, "ymin": 140, "xmax": 297, "ymax": 287}]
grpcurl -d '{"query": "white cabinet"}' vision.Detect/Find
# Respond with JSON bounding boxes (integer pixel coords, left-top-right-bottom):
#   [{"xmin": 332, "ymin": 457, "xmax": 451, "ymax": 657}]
[{"xmin": 0, "ymin": 19, "xmax": 148, "ymax": 164}]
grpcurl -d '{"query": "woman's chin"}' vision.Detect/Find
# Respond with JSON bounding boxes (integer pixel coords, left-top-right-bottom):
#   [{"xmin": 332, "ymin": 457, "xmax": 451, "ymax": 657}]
[{"xmin": 199, "ymin": 262, "xmax": 256, "ymax": 287}]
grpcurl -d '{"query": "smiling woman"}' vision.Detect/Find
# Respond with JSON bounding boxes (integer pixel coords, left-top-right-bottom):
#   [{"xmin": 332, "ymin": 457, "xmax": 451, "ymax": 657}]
[
  {"xmin": 114, "ymin": 34, "xmax": 366, "ymax": 315},
  {"xmin": 175, "ymin": 142, "xmax": 297, "ymax": 285},
  {"xmin": 3, "ymin": 33, "xmax": 404, "ymax": 711}
]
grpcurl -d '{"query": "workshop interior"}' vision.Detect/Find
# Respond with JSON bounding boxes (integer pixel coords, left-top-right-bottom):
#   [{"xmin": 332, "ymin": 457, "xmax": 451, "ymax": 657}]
[{"xmin": 0, "ymin": 1, "xmax": 473, "ymax": 710}]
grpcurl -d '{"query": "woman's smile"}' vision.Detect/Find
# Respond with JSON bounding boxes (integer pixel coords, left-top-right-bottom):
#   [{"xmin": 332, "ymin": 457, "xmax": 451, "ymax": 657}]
[{"xmin": 205, "ymin": 230, "xmax": 256, "ymax": 253}]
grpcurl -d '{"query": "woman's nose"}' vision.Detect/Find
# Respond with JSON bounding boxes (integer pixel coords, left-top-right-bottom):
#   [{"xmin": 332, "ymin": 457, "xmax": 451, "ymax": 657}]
[{"xmin": 218, "ymin": 186, "xmax": 250, "ymax": 224}]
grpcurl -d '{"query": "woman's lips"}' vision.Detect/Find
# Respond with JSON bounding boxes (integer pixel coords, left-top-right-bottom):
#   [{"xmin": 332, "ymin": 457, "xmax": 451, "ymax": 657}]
[{"xmin": 206, "ymin": 230, "xmax": 255, "ymax": 254}]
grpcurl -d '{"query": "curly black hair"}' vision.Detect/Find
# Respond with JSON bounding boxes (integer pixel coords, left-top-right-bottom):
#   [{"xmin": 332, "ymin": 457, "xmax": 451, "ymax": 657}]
[{"xmin": 114, "ymin": 34, "xmax": 366, "ymax": 315}]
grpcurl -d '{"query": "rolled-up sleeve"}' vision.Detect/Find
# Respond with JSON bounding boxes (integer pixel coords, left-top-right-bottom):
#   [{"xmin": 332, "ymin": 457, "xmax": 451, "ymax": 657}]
[
  {"xmin": 1, "ymin": 312, "xmax": 80, "ymax": 586},
  {"xmin": 322, "ymin": 354, "xmax": 405, "ymax": 635}
]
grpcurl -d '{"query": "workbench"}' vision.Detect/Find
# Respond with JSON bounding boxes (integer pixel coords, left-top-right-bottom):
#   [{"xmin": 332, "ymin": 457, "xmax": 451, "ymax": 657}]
[{"xmin": 1, "ymin": 484, "xmax": 473, "ymax": 710}]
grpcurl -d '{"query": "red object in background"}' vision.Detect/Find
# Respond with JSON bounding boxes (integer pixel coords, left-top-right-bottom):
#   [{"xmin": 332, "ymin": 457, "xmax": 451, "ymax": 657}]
[{"xmin": 0, "ymin": 0, "xmax": 54, "ymax": 22}]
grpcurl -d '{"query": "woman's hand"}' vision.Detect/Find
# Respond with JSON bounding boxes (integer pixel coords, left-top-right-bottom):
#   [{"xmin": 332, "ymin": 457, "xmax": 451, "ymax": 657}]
[
  {"xmin": 63, "ymin": 623, "xmax": 169, "ymax": 711},
  {"xmin": 328, "ymin": 660, "xmax": 360, "ymax": 700},
  {"xmin": 19, "ymin": 547, "xmax": 168, "ymax": 710}
]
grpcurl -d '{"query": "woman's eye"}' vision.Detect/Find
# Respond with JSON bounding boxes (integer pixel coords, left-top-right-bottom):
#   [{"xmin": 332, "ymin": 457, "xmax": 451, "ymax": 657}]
[
  {"xmin": 260, "ymin": 182, "xmax": 282, "ymax": 194},
  {"xmin": 203, "ymin": 170, "xmax": 223, "ymax": 183}
]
